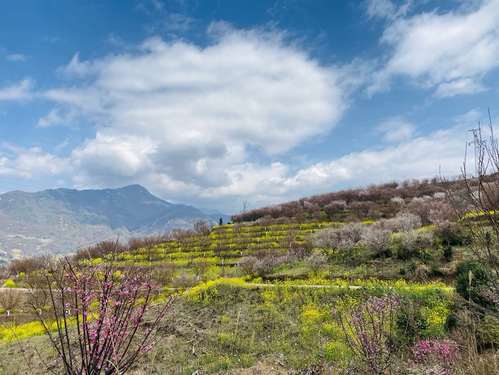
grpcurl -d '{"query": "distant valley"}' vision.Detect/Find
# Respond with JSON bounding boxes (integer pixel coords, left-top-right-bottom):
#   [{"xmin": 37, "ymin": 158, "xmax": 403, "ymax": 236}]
[{"xmin": 0, "ymin": 184, "xmax": 228, "ymax": 264}]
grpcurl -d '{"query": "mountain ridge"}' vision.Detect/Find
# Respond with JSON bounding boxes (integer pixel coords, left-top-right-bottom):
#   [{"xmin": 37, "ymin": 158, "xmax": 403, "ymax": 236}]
[{"xmin": 0, "ymin": 184, "xmax": 227, "ymax": 264}]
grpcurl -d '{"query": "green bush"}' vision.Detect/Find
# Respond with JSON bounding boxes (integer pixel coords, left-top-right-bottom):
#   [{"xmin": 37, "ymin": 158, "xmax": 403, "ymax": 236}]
[
  {"xmin": 324, "ymin": 341, "xmax": 352, "ymax": 363},
  {"xmin": 444, "ymin": 312, "xmax": 458, "ymax": 332},
  {"xmin": 443, "ymin": 244, "xmax": 453, "ymax": 262},
  {"xmin": 396, "ymin": 302, "xmax": 428, "ymax": 344},
  {"xmin": 1, "ymin": 279, "xmax": 16, "ymax": 288},
  {"xmin": 392, "ymin": 230, "xmax": 434, "ymax": 260},
  {"xmin": 434, "ymin": 222, "xmax": 468, "ymax": 247},
  {"xmin": 455, "ymin": 261, "xmax": 493, "ymax": 309},
  {"xmin": 477, "ymin": 314, "xmax": 499, "ymax": 347}
]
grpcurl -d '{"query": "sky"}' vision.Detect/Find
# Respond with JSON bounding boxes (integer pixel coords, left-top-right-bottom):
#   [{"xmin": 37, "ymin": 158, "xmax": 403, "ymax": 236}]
[{"xmin": 1, "ymin": 0, "xmax": 499, "ymax": 213}]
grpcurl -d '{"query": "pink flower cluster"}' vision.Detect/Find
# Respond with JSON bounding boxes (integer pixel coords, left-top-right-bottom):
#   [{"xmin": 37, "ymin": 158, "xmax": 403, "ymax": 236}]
[
  {"xmin": 412, "ymin": 339, "xmax": 459, "ymax": 365},
  {"xmin": 38, "ymin": 259, "xmax": 173, "ymax": 375}
]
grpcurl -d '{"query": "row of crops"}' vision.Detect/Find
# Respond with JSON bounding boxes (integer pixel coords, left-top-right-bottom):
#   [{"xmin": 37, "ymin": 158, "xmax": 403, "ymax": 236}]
[{"xmin": 102, "ymin": 222, "xmax": 339, "ymax": 268}]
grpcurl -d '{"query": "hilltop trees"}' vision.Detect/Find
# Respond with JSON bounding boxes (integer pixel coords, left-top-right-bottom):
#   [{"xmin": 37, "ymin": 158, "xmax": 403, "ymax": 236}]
[{"xmin": 231, "ymin": 178, "xmax": 458, "ymax": 224}]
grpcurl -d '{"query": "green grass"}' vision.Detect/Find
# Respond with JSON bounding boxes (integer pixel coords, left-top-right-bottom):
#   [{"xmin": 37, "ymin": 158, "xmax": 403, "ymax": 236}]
[{"xmin": 0, "ymin": 280, "xmax": 455, "ymax": 374}]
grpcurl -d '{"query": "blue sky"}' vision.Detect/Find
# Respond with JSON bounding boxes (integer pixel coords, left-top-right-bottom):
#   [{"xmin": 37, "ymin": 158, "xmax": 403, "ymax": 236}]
[{"xmin": 1, "ymin": 0, "xmax": 499, "ymax": 213}]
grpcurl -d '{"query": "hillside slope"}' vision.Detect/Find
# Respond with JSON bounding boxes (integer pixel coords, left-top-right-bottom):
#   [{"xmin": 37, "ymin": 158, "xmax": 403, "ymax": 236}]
[{"xmin": 232, "ymin": 178, "xmax": 456, "ymax": 223}]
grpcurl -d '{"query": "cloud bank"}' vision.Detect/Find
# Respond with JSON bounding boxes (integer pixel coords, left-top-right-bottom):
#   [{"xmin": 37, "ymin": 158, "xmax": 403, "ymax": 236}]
[
  {"xmin": 35, "ymin": 28, "xmax": 348, "ymax": 207},
  {"xmin": 370, "ymin": 0, "xmax": 499, "ymax": 97}
]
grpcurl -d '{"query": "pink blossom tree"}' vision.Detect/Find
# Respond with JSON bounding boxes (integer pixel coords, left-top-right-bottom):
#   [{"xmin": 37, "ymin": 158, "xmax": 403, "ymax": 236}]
[
  {"xmin": 32, "ymin": 258, "xmax": 172, "ymax": 374},
  {"xmin": 333, "ymin": 295, "xmax": 400, "ymax": 374}
]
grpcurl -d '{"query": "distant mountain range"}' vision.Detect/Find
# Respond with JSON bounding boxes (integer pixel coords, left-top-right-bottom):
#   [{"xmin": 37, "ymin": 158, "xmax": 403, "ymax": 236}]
[{"xmin": 0, "ymin": 184, "xmax": 228, "ymax": 264}]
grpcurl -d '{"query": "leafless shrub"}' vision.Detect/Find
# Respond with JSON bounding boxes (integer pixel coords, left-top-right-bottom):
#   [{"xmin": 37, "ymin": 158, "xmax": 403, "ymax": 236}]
[
  {"xmin": 74, "ymin": 240, "xmax": 127, "ymax": 261},
  {"xmin": 8, "ymin": 255, "xmax": 55, "ymax": 276},
  {"xmin": 428, "ymin": 199, "xmax": 457, "ymax": 224},
  {"xmin": 288, "ymin": 240, "xmax": 313, "ymax": 259},
  {"xmin": 272, "ymin": 216, "xmax": 293, "ymax": 224},
  {"xmin": 26, "ymin": 288, "xmax": 48, "ymax": 311},
  {"xmin": 193, "ymin": 220, "xmax": 211, "ymax": 235},
  {"xmin": 446, "ymin": 122, "xmax": 499, "ymax": 281},
  {"xmin": 412, "ymin": 263, "xmax": 430, "ymax": 282},
  {"xmin": 127, "ymin": 235, "xmax": 168, "ymax": 251},
  {"xmin": 171, "ymin": 273, "xmax": 197, "ymax": 289},
  {"xmin": 313, "ymin": 223, "xmax": 363, "ymax": 251},
  {"xmin": 433, "ymin": 192, "xmax": 447, "ymax": 199},
  {"xmin": 390, "ymin": 196, "xmax": 405, "ymax": 205},
  {"xmin": 326, "ymin": 200, "xmax": 347, "ymax": 210},
  {"xmin": 238, "ymin": 254, "xmax": 293, "ymax": 278},
  {"xmin": 395, "ymin": 230, "xmax": 434, "ymax": 260},
  {"xmin": 150, "ymin": 263, "xmax": 176, "ymax": 285},
  {"xmin": 238, "ymin": 256, "xmax": 258, "ymax": 276},
  {"xmin": 361, "ymin": 227, "xmax": 391, "ymax": 257},
  {"xmin": 312, "ymin": 228, "xmax": 337, "ymax": 249},
  {"xmin": 253, "ymin": 257, "xmax": 279, "ymax": 278},
  {"xmin": 169, "ymin": 228, "xmax": 195, "ymax": 241},
  {"xmin": 253, "ymin": 249, "xmax": 274, "ymax": 260},
  {"xmin": 350, "ymin": 201, "xmax": 374, "ymax": 218},
  {"xmin": 334, "ymin": 295, "xmax": 401, "ymax": 375},
  {"xmin": 279, "ymin": 229, "xmax": 298, "ymax": 248},
  {"xmin": 255, "ymin": 215, "xmax": 274, "ymax": 226},
  {"xmin": 314, "ymin": 221, "xmax": 392, "ymax": 257},
  {"xmin": 306, "ymin": 253, "xmax": 328, "ymax": 274},
  {"xmin": 192, "ymin": 260, "xmax": 210, "ymax": 279},
  {"xmin": 375, "ymin": 212, "xmax": 422, "ymax": 232},
  {"xmin": 0, "ymin": 288, "xmax": 24, "ymax": 316},
  {"xmin": 450, "ymin": 310, "xmax": 499, "ymax": 375},
  {"xmin": 406, "ymin": 196, "xmax": 434, "ymax": 224}
]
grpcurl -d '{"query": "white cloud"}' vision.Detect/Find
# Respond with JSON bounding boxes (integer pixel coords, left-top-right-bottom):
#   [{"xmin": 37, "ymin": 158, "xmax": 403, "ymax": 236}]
[
  {"xmin": 208, "ymin": 111, "xmax": 478, "ymax": 208},
  {"xmin": 434, "ymin": 77, "xmax": 486, "ymax": 98},
  {"xmin": 366, "ymin": 0, "xmax": 412, "ymax": 20},
  {"xmin": 175, "ymin": 117, "xmax": 472, "ymax": 208},
  {"xmin": 376, "ymin": 117, "xmax": 416, "ymax": 142},
  {"xmin": 37, "ymin": 108, "xmax": 78, "ymax": 128},
  {"xmin": 43, "ymin": 28, "xmax": 348, "ymax": 203},
  {"xmin": 282, "ymin": 123, "xmax": 469, "ymax": 197},
  {"xmin": 0, "ymin": 146, "xmax": 68, "ymax": 178},
  {"xmin": 366, "ymin": 0, "xmax": 397, "ymax": 19},
  {"xmin": 203, "ymin": 162, "xmax": 289, "ymax": 198},
  {"xmin": 37, "ymin": 108, "xmax": 64, "ymax": 128},
  {"xmin": 163, "ymin": 13, "xmax": 195, "ymax": 33},
  {"xmin": 60, "ymin": 53, "xmax": 95, "ymax": 77},
  {"xmin": 370, "ymin": 0, "xmax": 499, "ymax": 97},
  {"xmin": 5, "ymin": 53, "xmax": 26, "ymax": 62},
  {"xmin": 0, "ymin": 79, "xmax": 33, "ymax": 101},
  {"xmin": 71, "ymin": 133, "xmax": 156, "ymax": 186}
]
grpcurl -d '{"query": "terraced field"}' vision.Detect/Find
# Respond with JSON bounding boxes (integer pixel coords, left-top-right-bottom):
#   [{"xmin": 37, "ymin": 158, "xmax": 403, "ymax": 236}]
[{"xmin": 98, "ymin": 222, "xmax": 338, "ymax": 273}]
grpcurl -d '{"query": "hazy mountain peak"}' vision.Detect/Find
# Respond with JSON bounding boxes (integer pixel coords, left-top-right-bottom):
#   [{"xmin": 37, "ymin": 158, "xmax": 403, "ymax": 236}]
[{"xmin": 0, "ymin": 185, "xmax": 227, "ymax": 264}]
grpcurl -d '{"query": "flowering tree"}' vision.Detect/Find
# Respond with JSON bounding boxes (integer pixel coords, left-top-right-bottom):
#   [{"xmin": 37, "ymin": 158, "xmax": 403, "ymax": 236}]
[
  {"xmin": 333, "ymin": 295, "xmax": 400, "ymax": 374},
  {"xmin": 32, "ymin": 258, "xmax": 172, "ymax": 374},
  {"xmin": 412, "ymin": 339, "xmax": 458, "ymax": 365},
  {"xmin": 411, "ymin": 339, "xmax": 459, "ymax": 375}
]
